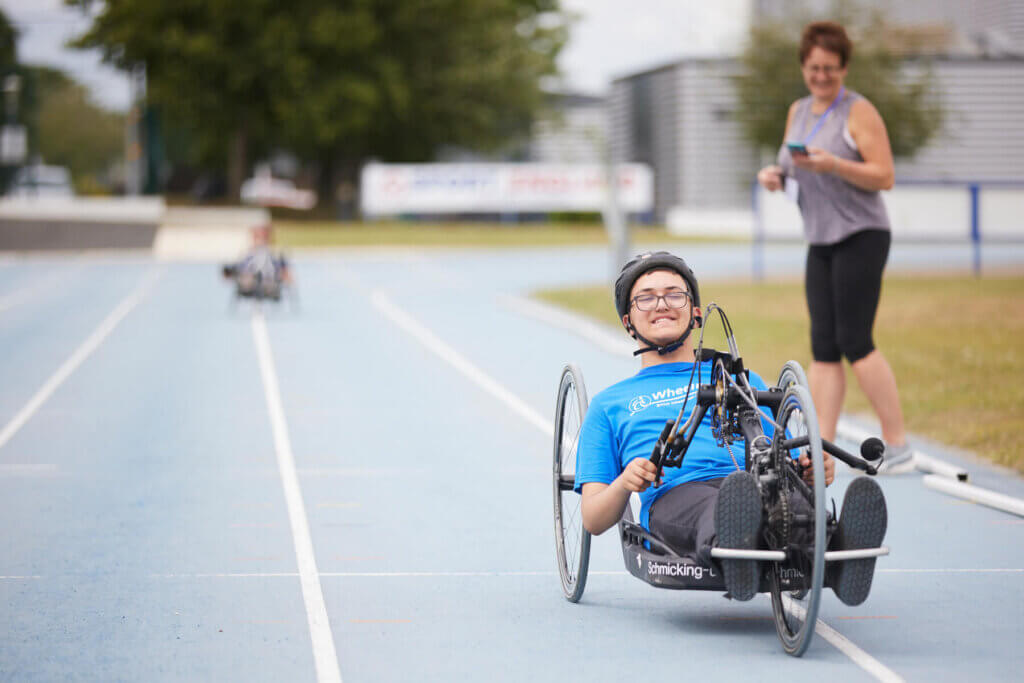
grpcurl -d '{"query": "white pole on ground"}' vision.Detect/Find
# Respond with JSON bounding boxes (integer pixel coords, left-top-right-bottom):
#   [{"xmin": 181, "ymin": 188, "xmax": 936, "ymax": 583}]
[
  {"xmin": 836, "ymin": 418, "xmax": 969, "ymax": 482},
  {"xmin": 914, "ymin": 453, "xmax": 969, "ymax": 482},
  {"xmin": 923, "ymin": 475, "xmax": 1024, "ymax": 518}
]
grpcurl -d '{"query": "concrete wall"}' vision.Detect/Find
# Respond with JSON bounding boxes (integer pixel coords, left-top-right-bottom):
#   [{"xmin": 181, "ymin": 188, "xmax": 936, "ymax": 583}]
[
  {"xmin": 0, "ymin": 198, "xmax": 165, "ymax": 251},
  {"xmin": 0, "ymin": 198, "xmax": 268, "ymax": 260}
]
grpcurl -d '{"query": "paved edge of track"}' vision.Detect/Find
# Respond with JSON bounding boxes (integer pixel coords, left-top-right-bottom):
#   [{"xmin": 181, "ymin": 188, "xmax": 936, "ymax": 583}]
[
  {"xmin": 369, "ymin": 286, "xmax": 902, "ymax": 679},
  {"xmin": 251, "ymin": 310, "xmax": 343, "ymax": 683},
  {"xmin": 0, "ymin": 266, "xmax": 163, "ymax": 451}
]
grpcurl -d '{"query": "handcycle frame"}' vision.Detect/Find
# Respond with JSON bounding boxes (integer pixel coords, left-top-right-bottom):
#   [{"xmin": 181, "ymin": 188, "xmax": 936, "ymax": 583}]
[{"xmin": 552, "ymin": 304, "xmax": 889, "ymax": 656}]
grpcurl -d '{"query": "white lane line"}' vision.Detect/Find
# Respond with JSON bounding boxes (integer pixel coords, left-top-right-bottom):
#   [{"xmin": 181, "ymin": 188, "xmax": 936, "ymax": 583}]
[
  {"xmin": 880, "ymin": 568, "xmax": 1024, "ymax": 574},
  {"xmin": 0, "ymin": 263, "xmax": 86, "ymax": 314},
  {"xmin": 370, "ymin": 290, "xmax": 554, "ymax": 437},
  {"xmin": 782, "ymin": 596, "xmax": 904, "ymax": 683},
  {"xmin": 251, "ymin": 311, "xmax": 342, "ymax": 683},
  {"xmin": 0, "ymin": 267, "xmax": 162, "ymax": 452},
  {"xmin": 152, "ymin": 573, "xmax": 300, "ymax": 579},
  {"xmin": 0, "ymin": 463, "xmax": 58, "ymax": 474},
  {"xmin": 90, "ymin": 569, "xmax": 1024, "ymax": 581},
  {"xmin": 500, "ymin": 294, "xmax": 634, "ymax": 356}
]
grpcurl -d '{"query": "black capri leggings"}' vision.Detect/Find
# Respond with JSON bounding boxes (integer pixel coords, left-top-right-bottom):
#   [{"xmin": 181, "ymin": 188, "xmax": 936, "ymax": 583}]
[{"xmin": 805, "ymin": 229, "xmax": 891, "ymax": 364}]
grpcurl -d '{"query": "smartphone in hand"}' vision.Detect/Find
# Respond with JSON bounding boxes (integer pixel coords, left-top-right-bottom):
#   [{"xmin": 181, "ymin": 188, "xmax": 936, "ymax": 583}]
[{"xmin": 787, "ymin": 142, "xmax": 809, "ymax": 157}]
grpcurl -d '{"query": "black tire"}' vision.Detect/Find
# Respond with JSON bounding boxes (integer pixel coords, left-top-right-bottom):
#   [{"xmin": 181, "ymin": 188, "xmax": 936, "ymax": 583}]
[
  {"xmin": 777, "ymin": 360, "xmax": 810, "ymax": 393},
  {"xmin": 769, "ymin": 384, "xmax": 826, "ymax": 657},
  {"xmin": 553, "ymin": 364, "xmax": 592, "ymax": 603}
]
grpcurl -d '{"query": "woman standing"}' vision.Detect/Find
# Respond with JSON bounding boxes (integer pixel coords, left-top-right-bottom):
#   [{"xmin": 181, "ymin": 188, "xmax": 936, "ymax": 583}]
[{"xmin": 757, "ymin": 21, "xmax": 910, "ymax": 469}]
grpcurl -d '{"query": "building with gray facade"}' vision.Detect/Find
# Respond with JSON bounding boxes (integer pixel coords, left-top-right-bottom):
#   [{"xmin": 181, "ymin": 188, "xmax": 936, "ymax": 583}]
[
  {"xmin": 610, "ymin": 56, "xmax": 1024, "ymax": 222},
  {"xmin": 608, "ymin": 1, "xmax": 1024, "ymax": 222}
]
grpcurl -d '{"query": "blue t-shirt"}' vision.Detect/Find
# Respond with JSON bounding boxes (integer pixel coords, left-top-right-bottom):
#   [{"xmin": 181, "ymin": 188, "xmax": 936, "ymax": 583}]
[{"xmin": 574, "ymin": 361, "xmax": 774, "ymax": 529}]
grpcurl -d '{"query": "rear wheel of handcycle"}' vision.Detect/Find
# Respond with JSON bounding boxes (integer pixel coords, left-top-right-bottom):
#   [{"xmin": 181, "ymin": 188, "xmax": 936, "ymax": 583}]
[
  {"xmin": 769, "ymin": 384, "xmax": 826, "ymax": 657},
  {"xmin": 552, "ymin": 364, "xmax": 592, "ymax": 603},
  {"xmin": 777, "ymin": 360, "xmax": 810, "ymax": 393}
]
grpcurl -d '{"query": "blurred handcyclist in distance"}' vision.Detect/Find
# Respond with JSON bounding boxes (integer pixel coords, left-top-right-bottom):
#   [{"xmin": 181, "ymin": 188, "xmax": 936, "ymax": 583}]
[
  {"xmin": 756, "ymin": 21, "xmax": 910, "ymax": 471},
  {"xmin": 221, "ymin": 223, "xmax": 292, "ymax": 301}
]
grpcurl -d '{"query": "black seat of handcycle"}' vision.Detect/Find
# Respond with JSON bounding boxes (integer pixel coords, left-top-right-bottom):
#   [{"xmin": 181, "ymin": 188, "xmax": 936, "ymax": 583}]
[{"xmin": 618, "ymin": 501, "xmax": 802, "ymax": 593}]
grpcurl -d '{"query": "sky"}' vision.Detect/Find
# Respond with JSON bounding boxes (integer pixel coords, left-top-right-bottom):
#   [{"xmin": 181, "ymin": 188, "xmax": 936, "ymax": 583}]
[{"xmin": 0, "ymin": 0, "xmax": 750, "ymax": 112}]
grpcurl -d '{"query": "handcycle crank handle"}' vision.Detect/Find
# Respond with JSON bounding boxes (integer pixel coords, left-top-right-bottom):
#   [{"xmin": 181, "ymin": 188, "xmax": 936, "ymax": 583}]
[
  {"xmin": 648, "ymin": 420, "xmax": 676, "ymax": 485},
  {"xmin": 779, "ymin": 435, "xmax": 879, "ymax": 475}
]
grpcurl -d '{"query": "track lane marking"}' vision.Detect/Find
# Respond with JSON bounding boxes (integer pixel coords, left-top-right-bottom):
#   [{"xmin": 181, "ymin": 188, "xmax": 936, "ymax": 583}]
[
  {"xmin": 139, "ymin": 567, "xmax": 1023, "ymax": 579},
  {"xmin": 370, "ymin": 290, "xmax": 553, "ymax": 437},
  {"xmin": 782, "ymin": 596, "xmax": 903, "ymax": 682},
  {"xmin": 251, "ymin": 311, "xmax": 343, "ymax": 683},
  {"xmin": 0, "ymin": 267, "xmax": 162, "ymax": 452},
  {"xmin": 0, "ymin": 262, "xmax": 87, "ymax": 314}
]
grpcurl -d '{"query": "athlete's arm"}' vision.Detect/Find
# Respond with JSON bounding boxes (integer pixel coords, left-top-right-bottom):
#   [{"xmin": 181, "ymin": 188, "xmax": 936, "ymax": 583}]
[{"xmin": 580, "ymin": 457, "xmax": 658, "ymax": 535}]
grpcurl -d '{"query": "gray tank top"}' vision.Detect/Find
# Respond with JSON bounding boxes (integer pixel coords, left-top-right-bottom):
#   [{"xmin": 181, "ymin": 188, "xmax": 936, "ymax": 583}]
[{"xmin": 777, "ymin": 90, "xmax": 890, "ymax": 245}]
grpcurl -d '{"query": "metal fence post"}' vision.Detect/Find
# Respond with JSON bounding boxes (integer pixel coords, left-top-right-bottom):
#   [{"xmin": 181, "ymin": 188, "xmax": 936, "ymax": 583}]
[
  {"xmin": 751, "ymin": 179, "xmax": 763, "ymax": 282},
  {"xmin": 969, "ymin": 183, "xmax": 981, "ymax": 276}
]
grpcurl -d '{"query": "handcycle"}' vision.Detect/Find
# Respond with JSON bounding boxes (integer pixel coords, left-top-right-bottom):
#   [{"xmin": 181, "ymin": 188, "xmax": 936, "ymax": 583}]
[
  {"xmin": 222, "ymin": 260, "xmax": 298, "ymax": 311},
  {"xmin": 551, "ymin": 304, "xmax": 889, "ymax": 657}
]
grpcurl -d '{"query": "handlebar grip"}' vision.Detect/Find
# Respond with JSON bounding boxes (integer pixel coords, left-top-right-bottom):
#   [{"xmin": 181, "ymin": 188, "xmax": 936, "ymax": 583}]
[
  {"xmin": 650, "ymin": 420, "xmax": 675, "ymax": 464},
  {"xmin": 860, "ymin": 437, "xmax": 885, "ymax": 462}
]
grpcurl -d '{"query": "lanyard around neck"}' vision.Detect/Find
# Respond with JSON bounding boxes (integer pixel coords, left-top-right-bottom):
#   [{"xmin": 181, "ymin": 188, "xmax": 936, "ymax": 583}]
[{"xmin": 801, "ymin": 86, "xmax": 845, "ymax": 144}]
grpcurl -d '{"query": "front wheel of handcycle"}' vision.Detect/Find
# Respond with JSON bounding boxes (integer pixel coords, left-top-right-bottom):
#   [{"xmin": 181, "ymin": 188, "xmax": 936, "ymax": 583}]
[
  {"xmin": 553, "ymin": 364, "xmax": 592, "ymax": 602},
  {"xmin": 769, "ymin": 384, "xmax": 826, "ymax": 657}
]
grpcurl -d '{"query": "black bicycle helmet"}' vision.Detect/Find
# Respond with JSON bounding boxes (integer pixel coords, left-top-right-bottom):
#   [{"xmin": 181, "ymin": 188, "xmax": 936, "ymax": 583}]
[{"xmin": 614, "ymin": 251, "xmax": 702, "ymax": 356}]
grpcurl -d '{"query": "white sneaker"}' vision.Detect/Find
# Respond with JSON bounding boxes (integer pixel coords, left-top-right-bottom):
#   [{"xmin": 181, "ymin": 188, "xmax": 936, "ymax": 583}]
[{"xmin": 876, "ymin": 444, "xmax": 916, "ymax": 474}]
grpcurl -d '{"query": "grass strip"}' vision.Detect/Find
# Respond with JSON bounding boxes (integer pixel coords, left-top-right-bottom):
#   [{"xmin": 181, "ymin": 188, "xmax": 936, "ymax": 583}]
[{"xmin": 534, "ymin": 275, "xmax": 1024, "ymax": 474}]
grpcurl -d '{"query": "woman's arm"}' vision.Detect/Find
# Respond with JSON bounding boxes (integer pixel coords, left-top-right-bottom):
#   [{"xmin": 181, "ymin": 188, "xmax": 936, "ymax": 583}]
[
  {"xmin": 757, "ymin": 101, "xmax": 801, "ymax": 191},
  {"xmin": 795, "ymin": 98, "xmax": 895, "ymax": 191}
]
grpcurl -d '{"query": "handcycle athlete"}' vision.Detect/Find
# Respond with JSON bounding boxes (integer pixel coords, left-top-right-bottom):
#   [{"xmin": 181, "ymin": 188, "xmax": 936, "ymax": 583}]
[
  {"xmin": 552, "ymin": 251, "xmax": 889, "ymax": 656},
  {"xmin": 221, "ymin": 224, "xmax": 293, "ymax": 303}
]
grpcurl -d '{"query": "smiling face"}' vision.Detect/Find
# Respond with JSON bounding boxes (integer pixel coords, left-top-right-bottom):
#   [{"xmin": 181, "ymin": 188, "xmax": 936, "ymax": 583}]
[
  {"xmin": 623, "ymin": 269, "xmax": 698, "ymax": 348},
  {"xmin": 801, "ymin": 45, "xmax": 847, "ymax": 103}
]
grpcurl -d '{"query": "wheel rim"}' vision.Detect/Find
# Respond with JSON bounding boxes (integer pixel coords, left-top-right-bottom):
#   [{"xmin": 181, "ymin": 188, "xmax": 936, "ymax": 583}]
[
  {"xmin": 553, "ymin": 365, "xmax": 590, "ymax": 602},
  {"xmin": 768, "ymin": 385, "xmax": 825, "ymax": 656},
  {"xmin": 777, "ymin": 360, "xmax": 809, "ymax": 392}
]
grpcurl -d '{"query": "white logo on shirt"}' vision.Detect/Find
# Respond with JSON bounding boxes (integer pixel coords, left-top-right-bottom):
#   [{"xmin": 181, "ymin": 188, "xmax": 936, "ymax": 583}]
[
  {"xmin": 629, "ymin": 386, "xmax": 694, "ymax": 415},
  {"xmin": 629, "ymin": 395, "xmax": 651, "ymax": 413}
]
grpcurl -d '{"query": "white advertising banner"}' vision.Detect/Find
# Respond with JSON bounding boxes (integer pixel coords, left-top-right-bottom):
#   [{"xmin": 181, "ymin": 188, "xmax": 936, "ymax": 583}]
[{"xmin": 360, "ymin": 162, "xmax": 654, "ymax": 215}]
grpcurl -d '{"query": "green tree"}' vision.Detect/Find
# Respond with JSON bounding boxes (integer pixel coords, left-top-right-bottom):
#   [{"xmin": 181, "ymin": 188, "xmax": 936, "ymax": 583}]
[
  {"xmin": 29, "ymin": 67, "xmax": 124, "ymax": 192},
  {"xmin": 67, "ymin": 0, "xmax": 565, "ymax": 200},
  {"xmin": 732, "ymin": 6, "xmax": 944, "ymax": 157},
  {"xmin": 0, "ymin": 8, "xmax": 16, "ymax": 71}
]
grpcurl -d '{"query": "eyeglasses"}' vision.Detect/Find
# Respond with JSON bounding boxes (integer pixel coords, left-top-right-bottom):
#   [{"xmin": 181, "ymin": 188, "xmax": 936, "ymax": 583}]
[
  {"xmin": 631, "ymin": 291, "xmax": 691, "ymax": 311},
  {"xmin": 803, "ymin": 64, "xmax": 842, "ymax": 75}
]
